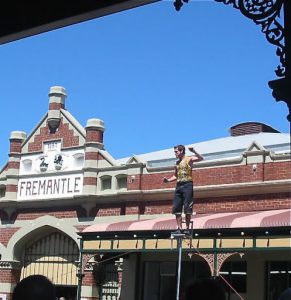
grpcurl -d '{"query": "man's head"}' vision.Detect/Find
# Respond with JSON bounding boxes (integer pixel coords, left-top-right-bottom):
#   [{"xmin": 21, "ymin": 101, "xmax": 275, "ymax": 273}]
[
  {"xmin": 12, "ymin": 275, "xmax": 56, "ymax": 300},
  {"xmin": 174, "ymin": 145, "xmax": 185, "ymax": 159},
  {"xmin": 184, "ymin": 277, "xmax": 226, "ymax": 300}
]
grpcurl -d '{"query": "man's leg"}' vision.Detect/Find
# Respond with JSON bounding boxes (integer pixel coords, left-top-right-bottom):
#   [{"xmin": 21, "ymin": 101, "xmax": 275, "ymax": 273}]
[
  {"xmin": 173, "ymin": 185, "xmax": 183, "ymax": 231},
  {"xmin": 182, "ymin": 182, "xmax": 193, "ymax": 232},
  {"xmin": 185, "ymin": 213, "xmax": 191, "ymax": 230},
  {"xmin": 176, "ymin": 214, "xmax": 183, "ymax": 230}
]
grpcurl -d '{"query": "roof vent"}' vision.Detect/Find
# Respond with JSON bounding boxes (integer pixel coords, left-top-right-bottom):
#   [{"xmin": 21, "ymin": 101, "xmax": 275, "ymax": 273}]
[{"xmin": 229, "ymin": 122, "xmax": 280, "ymax": 136}]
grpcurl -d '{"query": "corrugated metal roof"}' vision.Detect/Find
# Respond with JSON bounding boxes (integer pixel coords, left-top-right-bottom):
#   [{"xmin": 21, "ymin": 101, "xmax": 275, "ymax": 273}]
[{"xmin": 117, "ymin": 132, "xmax": 290, "ymax": 165}]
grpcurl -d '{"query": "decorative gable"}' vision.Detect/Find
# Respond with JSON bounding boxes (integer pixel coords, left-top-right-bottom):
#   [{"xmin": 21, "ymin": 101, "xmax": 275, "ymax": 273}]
[
  {"xmin": 126, "ymin": 155, "xmax": 143, "ymax": 165},
  {"xmin": 23, "ymin": 118, "xmax": 81, "ymax": 153},
  {"xmin": 245, "ymin": 141, "xmax": 265, "ymax": 152},
  {"xmin": 244, "ymin": 141, "xmax": 267, "ymax": 164}
]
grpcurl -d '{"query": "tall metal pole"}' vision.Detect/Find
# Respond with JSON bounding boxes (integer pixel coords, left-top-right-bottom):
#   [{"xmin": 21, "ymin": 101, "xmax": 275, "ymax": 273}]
[
  {"xmin": 176, "ymin": 236, "xmax": 183, "ymax": 300},
  {"xmin": 76, "ymin": 239, "xmax": 84, "ymax": 300}
]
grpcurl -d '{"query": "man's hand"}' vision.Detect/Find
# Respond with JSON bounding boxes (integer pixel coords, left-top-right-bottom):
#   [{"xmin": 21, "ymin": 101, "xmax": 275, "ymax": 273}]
[
  {"xmin": 188, "ymin": 147, "xmax": 195, "ymax": 153},
  {"xmin": 189, "ymin": 147, "xmax": 203, "ymax": 162}
]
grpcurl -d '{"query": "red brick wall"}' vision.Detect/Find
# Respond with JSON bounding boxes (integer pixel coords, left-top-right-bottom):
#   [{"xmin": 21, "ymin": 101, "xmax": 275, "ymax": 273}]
[
  {"xmin": 83, "ymin": 177, "xmax": 97, "ymax": 186},
  {"xmin": 140, "ymin": 173, "xmax": 167, "ymax": 190},
  {"xmin": 5, "ymin": 185, "xmax": 18, "ymax": 192},
  {"xmin": 127, "ymin": 174, "xmax": 141, "ymax": 190},
  {"xmin": 264, "ymin": 161, "xmax": 291, "ymax": 181},
  {"xmin": 95, "ymin": 205, "xmax": 123, "ymax": 217},
  {"xmin": 0, "ymin": 228, "xmax": 20, "ymax": 246},
  {"xmin": 9, "ymin": 141, "xmax": 22, "ymax": 153},
  {"xmin": 4, "ymin": 193, "xmax": 288, "ymax": 226},
  {"xmin": 86, "ymin": 130, "xmax": 103, "ymax": 144},
  {"xmin": 125, "ymin": 204, "xmax": 139, "ymax": 215},
  {"xmin": 83, "ymin": 271, "xmax": 96, "ymax": 286},
  {"xmin": 7, "ymin": 161, "xmax": 20, "ymax": 169},
  {"xmin": 49, "ymin": 102, "xmax": 64, "ymax": 110},
  {"xmin": 85, "ymin": 152, "xmax": 104, "ymax": 160},
  {"xmin": 14, "ymin": 206, "xmax": 84, "ymax": 220},
  {"xmin": 143, "ymin": 201, "xmax": 172, "ymax": 215},
  {"xmin": 85, "ymin": 194, "xmax": 291, "ymax": 218},
  {"xmin": 0, "ymin": 268, "xmax": 21, "ymax": 283},
  {"xmin": 138, "ymin": 162, "xmax": 291, "ymax": 190},
  {"xmin": 194, "ymin": 165, "xmax": 262, "ymax": 185},
  {"xmin": 28, "ymin": 119, "xmax": 80, "ymax": 152},
  {"xmin": 194, "ymin": 192, "xmax": 291, "ymax": 213}
]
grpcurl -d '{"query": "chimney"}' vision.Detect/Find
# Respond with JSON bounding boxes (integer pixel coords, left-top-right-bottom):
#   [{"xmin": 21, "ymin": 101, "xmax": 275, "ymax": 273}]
[
  {"xmin": 5, "ymin": 131, "xmax": 26, "ymax": 200},
  {"xmin": 47, "ymin": 86, "xmax": 67, "ymax": 133},
  {"xmin": 85, "ymin": 118, "xmax": 105, "ymax": 148},
  {"xmin": 229, "ymin": 122, "xmax": 280, "ymax": 136},
  {"xmin": 83, "ymin": 119, "xmax": 105, "ymax": 194}
]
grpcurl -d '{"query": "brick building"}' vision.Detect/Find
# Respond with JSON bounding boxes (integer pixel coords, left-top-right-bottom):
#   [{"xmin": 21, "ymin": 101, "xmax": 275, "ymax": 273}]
[{"xmin": 0, "ymin": 86, "xmax": 290, "ymax": 300}]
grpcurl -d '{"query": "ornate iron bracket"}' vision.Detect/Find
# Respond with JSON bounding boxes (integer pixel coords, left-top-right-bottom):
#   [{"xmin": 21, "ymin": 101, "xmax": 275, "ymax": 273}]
[
  {"xmin": 173, "ymin": 0, "xmax": 285, "ymax": 77},
  {"xmin": 216, "ymin": 0, "xmax": 285, "ymax": 77},
  {"xmin": 190, "ymin": 252, "xmax": 244, "ymax": 276}
]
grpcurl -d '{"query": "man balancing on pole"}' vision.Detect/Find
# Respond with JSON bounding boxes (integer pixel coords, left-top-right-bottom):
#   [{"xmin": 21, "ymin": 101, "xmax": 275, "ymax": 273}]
[{"xmin": 163, "ymin": 145, "xmax": 203, "ymax": 235}]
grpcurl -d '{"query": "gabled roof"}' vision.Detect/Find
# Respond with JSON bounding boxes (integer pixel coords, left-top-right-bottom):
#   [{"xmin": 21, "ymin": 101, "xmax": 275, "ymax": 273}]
[
  {"xmin": 21, "ymin": 109, "xmax": 86, "ymax": 154},
  {"xmin": 116, "ymin": 132, "xmax": 290, "ymax": 166}
]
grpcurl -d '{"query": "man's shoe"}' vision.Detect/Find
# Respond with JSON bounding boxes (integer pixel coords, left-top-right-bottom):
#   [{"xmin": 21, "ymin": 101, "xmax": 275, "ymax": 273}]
[{"xmin": 172, "ymin": 229, "xmax": 182, "ymax": 235}]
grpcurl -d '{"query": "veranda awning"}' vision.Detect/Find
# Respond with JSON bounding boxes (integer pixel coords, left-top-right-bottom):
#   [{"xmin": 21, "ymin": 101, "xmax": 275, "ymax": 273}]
[
  {"xmin": 82, "ymin": 208, "xmax": 291, "ymax": 234},
  {"xmin": 80, "ymin": 209, "xmax": 291, "ymax": 252}
]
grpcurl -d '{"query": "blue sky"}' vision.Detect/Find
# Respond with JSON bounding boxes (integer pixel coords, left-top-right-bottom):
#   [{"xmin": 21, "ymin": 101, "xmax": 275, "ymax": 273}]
[{"xmin": 0, "ymin": 0, "xmax": 289, "ymax": 167}]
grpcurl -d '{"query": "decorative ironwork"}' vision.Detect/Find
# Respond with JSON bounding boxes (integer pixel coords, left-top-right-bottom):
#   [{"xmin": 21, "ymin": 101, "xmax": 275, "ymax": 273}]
[
  {"xmin": 215, "ymin": 0, "xmax": 285, "ymax": 77},
  {"xmin": 193, "ymin": 253, "xmax": 216, "ymax": 276},
  {"xmin": 81, "ymin": 253, "xmax": 94, "ymax": 273},
  {"xmin": 216, "ymin": 252, "xmax": 244, "ymax": 274},
  {"xmin": 173, "ymin": 0, "xmax": 189, "ymax": 11},
  {"xmin": 173, "ymin": 0, "xmax": 285, "ymax": 77},
  {"xmin": 189, "ymin": 252, "xmax": 244, "ymax": 276},
  {"xmin": 81, "ymin": 253, "xmax": 104, "ymax": 272}
]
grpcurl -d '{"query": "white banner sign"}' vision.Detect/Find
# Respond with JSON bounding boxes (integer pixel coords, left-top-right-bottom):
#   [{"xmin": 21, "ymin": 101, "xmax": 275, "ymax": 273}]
[{"xmin": 17, "ymin": 174, "xmax": 83, "ymax": 200}]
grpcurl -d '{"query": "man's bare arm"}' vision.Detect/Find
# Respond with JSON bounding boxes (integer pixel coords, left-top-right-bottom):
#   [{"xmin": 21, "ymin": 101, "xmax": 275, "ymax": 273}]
[
  {"xmin": 163, "ymin": 175, "xmax": 177, "ymax": 183},
  {"xmin": 188, "ymin": 147, "xmax": 203, "ymax": 162},
  {"xmin": 163, "ymin": 166, "xmax": 178, "ymax": 183}
]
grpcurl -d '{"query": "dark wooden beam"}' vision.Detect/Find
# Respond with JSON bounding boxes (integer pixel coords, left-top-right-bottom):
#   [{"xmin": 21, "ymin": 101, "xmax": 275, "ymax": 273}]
[{"xmin": 0, "ymin": 0, "xmax": 158, "ymax": 45}]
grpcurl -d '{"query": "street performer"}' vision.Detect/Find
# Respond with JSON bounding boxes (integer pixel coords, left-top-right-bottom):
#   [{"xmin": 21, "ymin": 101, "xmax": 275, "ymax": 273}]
[{"xmin": 163, "ymin": 145, "xmax": 203, "ymax": 234}]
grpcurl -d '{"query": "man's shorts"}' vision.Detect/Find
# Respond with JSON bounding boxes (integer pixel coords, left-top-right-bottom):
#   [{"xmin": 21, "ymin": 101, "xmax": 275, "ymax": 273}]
[{"xmin": 172, "ymin": 181, "xmax": 193, "ymax": 215}]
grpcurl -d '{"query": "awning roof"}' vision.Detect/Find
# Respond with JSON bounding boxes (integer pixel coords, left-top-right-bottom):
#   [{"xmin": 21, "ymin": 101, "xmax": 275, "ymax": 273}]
[{"xmin": 82, "ymin": 209, "xmax": 291, "ymax": 236}]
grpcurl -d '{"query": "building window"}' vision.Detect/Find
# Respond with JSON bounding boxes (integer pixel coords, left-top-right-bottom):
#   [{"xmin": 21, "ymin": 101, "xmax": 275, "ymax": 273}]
[
  {"xmin": 143, "ymin": 260, "xmax": 211, "ymax": 300},
  {"xmin": 219, "ymin": 261, "xmax": 247, "ymax": 300},
  {"xmin": 101, "ymin": 176, "xmax": 112, "ymax": 190},
  {"xmin": 266, "ymin": 261, "xmax": 291, "ymax": 300},
  {"xmin": 0, "ymin": 186, "xmax": 5, "ymax": 198},
  {"xmin": 116, "ymin": 175, "xmax": 127, "ymax": 190}
]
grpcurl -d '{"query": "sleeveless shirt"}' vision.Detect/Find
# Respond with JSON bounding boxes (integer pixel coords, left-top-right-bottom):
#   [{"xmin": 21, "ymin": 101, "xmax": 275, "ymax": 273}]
[{"xmin": 176, "ymin": 156, "xmax": 193, "ymax": 182}]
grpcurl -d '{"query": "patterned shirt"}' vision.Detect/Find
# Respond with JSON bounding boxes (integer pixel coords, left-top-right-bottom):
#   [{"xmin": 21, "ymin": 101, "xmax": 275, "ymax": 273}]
[{"xmin": 176, "ymin": 156, "xmax": 193, "ymax": 182}]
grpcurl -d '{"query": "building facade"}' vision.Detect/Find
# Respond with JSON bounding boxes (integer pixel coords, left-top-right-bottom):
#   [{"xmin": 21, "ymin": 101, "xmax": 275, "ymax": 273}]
[{"xmin": 0, "ymin": 86, "xmax": 290, "ymax": 300}]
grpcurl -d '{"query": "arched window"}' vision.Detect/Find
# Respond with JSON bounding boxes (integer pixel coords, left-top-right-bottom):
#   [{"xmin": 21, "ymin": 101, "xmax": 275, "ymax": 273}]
[
  {"xmin": 0, "ymin": 185, "xmax": 5, "ymax": 198},
  {"xmin": 116, "ymin": 174, "xmax": 127, "ymax": 190},
  {"xmin": 100, "ymin": 175, "xmax": 112, "ymax": 191},
  {"xmin": 21, "ymin": 231, "xmax": 79, "ymax": 286}
]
